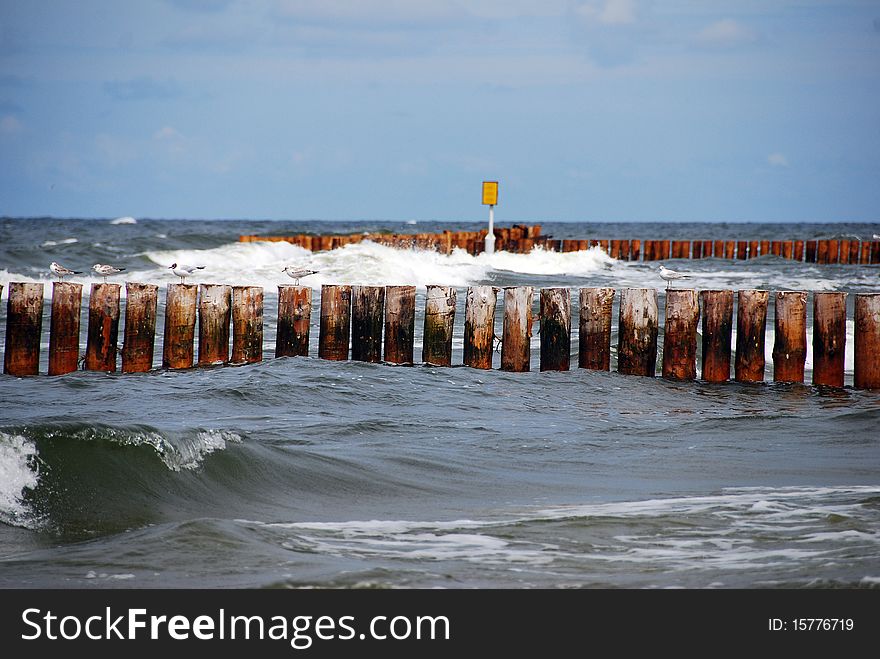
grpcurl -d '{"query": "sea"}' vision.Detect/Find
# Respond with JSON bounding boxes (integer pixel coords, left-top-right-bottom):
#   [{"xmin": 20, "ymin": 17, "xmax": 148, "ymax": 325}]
[{"xmin": 0, "ymin": 217, "xmax": 878, "ymax": 590}]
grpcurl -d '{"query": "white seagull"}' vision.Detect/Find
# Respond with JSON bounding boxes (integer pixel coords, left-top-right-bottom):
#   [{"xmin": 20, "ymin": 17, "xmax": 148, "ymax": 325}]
[
  {"xmin": 50, "ymin": 261, "xmax": 82, "ymax": 281},
  {"xmin": 658, "ymin": 265, "xmax": 690, "ymax": 290},
  {"xmin": 169, "ymin": 263, "xmax": 205, "ymax": 283},
  {"xmin": 92, "ymin": 263, "xmax": 126, "ymax": 283},
  {"xmin": 282, "ymin": 266, "xmax": 318, "ymax": 285}
]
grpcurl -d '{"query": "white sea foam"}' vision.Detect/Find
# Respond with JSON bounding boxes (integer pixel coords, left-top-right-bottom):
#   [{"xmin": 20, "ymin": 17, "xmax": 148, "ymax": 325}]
[
  {"xmin": 41, "ymin": 238, "xmax": 78, "ymax": 247},
  {"xmin": 0, "ymin": 432, "xmax": 40, "ymax": 527},
  {"xmin": 110, "ymin": 216, "xmax": 137, "ymax": 224}
]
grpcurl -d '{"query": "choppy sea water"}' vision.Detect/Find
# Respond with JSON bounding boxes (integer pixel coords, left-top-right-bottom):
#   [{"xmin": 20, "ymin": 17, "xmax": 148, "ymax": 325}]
[{"xmin": 0, "ymin": 217, "xmax": 878, "ymax": 589}]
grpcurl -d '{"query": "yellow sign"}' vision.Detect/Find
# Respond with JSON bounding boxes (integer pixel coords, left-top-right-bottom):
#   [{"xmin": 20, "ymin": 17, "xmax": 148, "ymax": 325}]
[{"xmin": 482, "ymin": 181, "xmax": 498, "ymax": 206}]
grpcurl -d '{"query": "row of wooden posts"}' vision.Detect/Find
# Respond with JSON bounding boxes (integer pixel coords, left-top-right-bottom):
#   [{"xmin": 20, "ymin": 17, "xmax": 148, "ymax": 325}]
[{"xmin": 2, "ymin": 282, "xmax": 879, "ymax": 390}]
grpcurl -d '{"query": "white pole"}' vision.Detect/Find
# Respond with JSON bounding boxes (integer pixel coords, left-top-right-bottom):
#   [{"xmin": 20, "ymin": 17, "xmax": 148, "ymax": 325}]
[{"xmin": 485, "ymin": 205, "xmax": 495, "ymax": 255}]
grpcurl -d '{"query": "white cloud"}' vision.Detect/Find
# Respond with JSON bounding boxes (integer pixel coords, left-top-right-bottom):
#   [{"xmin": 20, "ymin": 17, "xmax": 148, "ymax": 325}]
[
  {"xmin": 767, "ymin": 152, "xmax": 789, "ymax": 167},
  {"xmin": 696, "ymin": 19, "xmax": 757, "ymax": 47},
  {"xmin": 0, "ymin": 115, "xmax": 23, "ymax": 134}
]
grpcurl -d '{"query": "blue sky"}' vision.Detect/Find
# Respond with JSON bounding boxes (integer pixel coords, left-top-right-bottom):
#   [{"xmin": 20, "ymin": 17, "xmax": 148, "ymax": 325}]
[{"xmin": 1, "ymin": 0, "xmax": 878, "ymax": 222}]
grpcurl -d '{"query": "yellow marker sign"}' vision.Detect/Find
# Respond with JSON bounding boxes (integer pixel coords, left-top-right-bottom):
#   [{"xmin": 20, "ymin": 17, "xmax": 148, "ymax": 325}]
[{"xmin": 482, "ymin": 181, "xmax": 498, "ymax": 206}]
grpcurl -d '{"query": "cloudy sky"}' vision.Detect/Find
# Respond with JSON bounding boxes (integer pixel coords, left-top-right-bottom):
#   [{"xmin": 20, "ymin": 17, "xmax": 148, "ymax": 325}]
[{"xmin": 1, "ymin": 0, "xmax": 878, "ymax": 222}]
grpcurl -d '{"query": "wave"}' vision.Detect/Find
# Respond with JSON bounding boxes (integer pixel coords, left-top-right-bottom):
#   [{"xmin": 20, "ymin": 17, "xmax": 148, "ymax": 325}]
[
  {"xmin": 110, "ymin": 216, "xmax": 137, "ymax": 225},
  {"xmin": 40, "ymin": 238, "xmax": 79, "ymax": 247}
]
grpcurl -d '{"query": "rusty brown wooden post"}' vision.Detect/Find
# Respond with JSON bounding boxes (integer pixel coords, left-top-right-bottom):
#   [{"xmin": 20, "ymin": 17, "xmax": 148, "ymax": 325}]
[
  {"xmin": 3, "ymin": 282, "xmax": 43, "ymax": 376},
  {"xmin": 578, "ymin": 288, "xmax": 614, "ymax": 370},
  {"xmin": 760, "ymin": 240, "xmax": 770, "ymax": 258},
  {"xmin": 692, "ymin": 241, "xmax": 703, "ymax": 259},
  {"xmin": 826, "ymin": 240, "xmax": 839, "ymax": 264},
  {"xmin": 276, "ymin": 286, "xmax": 311, "ymax": 357},
  {"xmin": 630, "ymin": 239, "xmax": 641, "ymax": 261},
  {"xmin": 805, "ymin": 240, "xmax": 818, "ymax": 263},
  {"xmin": 617, "ymin": 288, "xmax": 658, "ymax": 377},
  {"xmin": 384, "ymin": 285, "xmax": 415, "ymax": 364},
  {"xmin": 121, "ymin": 283, "xmax": 158, "ymax": 373},
  {"xmin": 701, "ymin": 240, "xmax": 712, "ymax": 259},
  {"xmin": 539, "ymin": 288, "xmax": 571, "ymax": 372},
  {"xmin": 318, "ymin": 284, "xmax": 351, "ymax": 361},
  {"xmin": 501, "ymin": 286, "xmax": 533, "ymax": 372},
  {"xmin": 854, "ymin": 294, "xmax": 880, "ymax": 389},
  {"xmin": 662, "ymin": 289, "xmax": 699, "ymax": 380},
  {"xmin": 198, "ymin": 284, "xmax": 232, "ymax": 366},
  {"xmin": 794, "ymin": 240, "xmax": 805, "ymax": 262},
  {"xmin": 724, "ymin": 241, "xmax": 736, "ymax": 259},
  {"xmin": 737, "ymin": 241, "xmax": 748, "ymax": 260},
  {"xmin": 713, "ymin": 240, "xmax": 725, "ymax": 258},
  {"xmin": 860, "ymin": 241, "xmax": 872, "ymax": 264},
  {"xmin": 422, "ymin": 285, "xmax": 456, "ymax": 366},
  {"xmin": 735, "ymin": 290, "xmax": 769, "ymax": 383},
  {"xmin": 848, "ymin": 240, "xmax": 860, "ymax": 264},
  {"xmin": 351, "ymin": 285, "xmax": 385, "ymax": 363},
  {"xmin": 782, "ymin": 241, "xmax": 793, "ymax": 260},
  {"xmin": 85, "ymin": 283, "xmax": 120, "ymax": 372},
  {"xmin": 48, "ymin": 282, "xmax": 82, "ymax": 376},
  {"xmin": 772, "ymin": 291, "xmax": 807, "ymax": 384},
  {"xmin": 816, "ymin": 240, "xmax": 828, "ymax": 263},
  {"xmin": 838, "ymin": 240, "xmax": 850, "ymax": 264},
  {"xmin": 609, "ymin": 240, "xmax": 621, "ymax": 259},
  {"xmin": 463, "ymin": 286, "xmax": 497, "ymax": 370},
  {"xmin": 771, "ymin": 241, "xmax": 782, "ymax": 257},
  {"xmin": 700, "ymin": 290, "xmax": 733, "ymax": 383},
  {"xmin": 873, "ymin": 241, "xmax": 880, "ymax": 264},
  {"xmin": 672, "ymin": 241, "xmax": 689, "ymax": 259},
  {"xmin": 659, "ymin": 240, "xmax": 671, "ymax": 260},
  {"xmin": 748, "ymin": 240, "xmax": 759, "ymax": 260},
  {"xmin": 812, "ymin": 292, "xmax": 846, "ymax": 388},
  {"xmin": 163, "ymin": 284, "xmax": 198, "ymax": 369},
  {"xmin": 231, "ymin": 286, "xmax": 263, "ymax": 364}
]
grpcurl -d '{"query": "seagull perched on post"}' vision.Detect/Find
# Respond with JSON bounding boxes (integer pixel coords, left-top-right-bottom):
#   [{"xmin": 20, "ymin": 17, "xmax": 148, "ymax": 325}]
[
  {"xmin": 50, "ymin": 262, "xmax": 82, "ymax": 281},
  {"xmin": 169, "ymin": 263, "xmax": 205, "ymax": 283},
  {"xmin": 282, "ymin": 266, "xmax": 318, "ymax": 285},
  {"xmin": 658, "ymin": 265, "xmax": 690, "ymax": 290},
  {"xmin": 92, "ymin": 263, "xmax": 125, "ymax": 283}
]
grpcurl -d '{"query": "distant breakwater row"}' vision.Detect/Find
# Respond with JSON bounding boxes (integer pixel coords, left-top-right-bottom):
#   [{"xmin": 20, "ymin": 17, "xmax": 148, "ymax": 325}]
[{"xmin": 3, "ymin": 281, "xmax": 879, "ymax": 390}]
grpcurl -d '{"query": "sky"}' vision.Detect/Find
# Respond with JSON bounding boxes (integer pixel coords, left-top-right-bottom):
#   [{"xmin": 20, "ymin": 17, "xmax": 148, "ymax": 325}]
[{"xmin": 0, "ymin": 0, "xmax": 878, "ymax": 222}]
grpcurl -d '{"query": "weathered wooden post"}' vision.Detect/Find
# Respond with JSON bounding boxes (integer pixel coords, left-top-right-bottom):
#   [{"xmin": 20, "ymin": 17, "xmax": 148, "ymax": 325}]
[
  {"xmin": 351, "ymin": 285, "xmax": 385, "ymax": 363},
  {"xmin": 48, "ymin": 282, "xmax": 82, "ymax": 376},
  {"xmin": 318, "ymin": 284, "xmax": 351, "ymax": 361},
  {"xmin": 3, "ymin": 282, "xmax": 43, "ymax": 376},
  {"xmin": 163, "ymin": 284, "xmax": 198, "ymax": 369},
  {"xmin": 812, "ymin": 292, "xmax": 846, "ymax": 388},
  {"xmin": 748, "ymin": 241, "xmax": 759, "ymax": 260},
  {"xmin": 854, "ymin": 294, "xmax": 880, "ymax": 390},
  {"xmin": 772, "ymin": 291, "xmax": 807, "ymax": 383},
  {"xmin": 662, "ymin": 289, "xmax": 699, "ymax": 380},
  {"xmin": 198, "ymin": 284, "xmax": 232, "ymax": 366},
  {"xmin": 463, "ymin": 286, "xmax": 497, "ymax": 370},
  {"xmin": 231, "ymin": 286, "xmax": 263, "ymax": 364},
  {"xmin": 384, "ymin": 285, "xmax": 416, "ymax": 364},
  {"xmin": 700, "ymin": 290, "xmax": 733, "ymax": 382},
  {"xmin": 422, "ymin": 285, "xmax": 456, "ymax": 366},
  {"xmin": 121, "ymin": 283, "xmax": 158, "ymax": 373},
  {"xmin": 501, "ymin": 287, "xmax": 533, "ymax": 372},
  {"xmin": 737, "ymin": 241, "xmax": 748, "ymax": 260},
  {"xmin": 578, "ymin": 288, "xmax": 614, "ymax": 370},
  {"xmin": 276, "ymin": 286, "xmax": 311, "ymax": 357},
  {"xmin": 85, "ymin": 283, "xmax": 120, "ymax": 372},
  {"xmin": 734, "ymin": 289, "xmax": 769, "ymax": 383},
  {"xmin": 540, "ymin": 288, "xmax": 571, "ymax": 372},
  {"xmin": 617, "ymin": 288, "xmax": 658, "ymax": 377}
]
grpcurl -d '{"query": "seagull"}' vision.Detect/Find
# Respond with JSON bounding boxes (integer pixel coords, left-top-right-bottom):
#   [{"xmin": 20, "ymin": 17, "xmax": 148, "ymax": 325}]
[
  {"xmin": 282, "ymin": 266, "xmax": 318, "ymax": 285},
  {"xmin": 92, "ymin": 263, "xmax": 125, "ymax": 283},
  {"xmin": 658, "ymin": 264, "xmax": 690, "ymax": 290},
  {"xmin": 50, "ymin": 262, "xmax": 82, "ymax": 281},
  {"xmin": 168, "ymin": 263, "xmax": 205, "ymax": 283}
]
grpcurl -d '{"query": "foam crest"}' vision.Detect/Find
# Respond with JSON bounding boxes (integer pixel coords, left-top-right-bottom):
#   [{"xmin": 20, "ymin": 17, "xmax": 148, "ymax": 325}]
[{"xmin": 0, "ymin": 432, "xmax": 40, "ymax": 527}]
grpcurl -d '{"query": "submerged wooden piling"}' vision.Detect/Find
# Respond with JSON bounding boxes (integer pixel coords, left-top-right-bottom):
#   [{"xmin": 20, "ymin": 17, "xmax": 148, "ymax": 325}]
[
  {"xmin": 276, "ymin": 286, "xmax": 311, "ymax": 357},
  {"xmin": 578, "ymin": 288, "xmax": 614, "ymax": 370},
  {"xmin": 772, "ymin": 291, "xmax": 807, "ymax": 383},
  {"xmin": 700, "ymin": 290, "xmax": 733, "ymax": 382},
  {"xmin": 48, "ymin": 282, "xmax": 82, "ymax": 376},
  {"xmin": 854, "ymin": 294, "xmax": 880, "ymax": 389},
  {"xmin": 384, "ymin": 285, "xmax": 416, "ymax": 364},
  {"xmin": 662, "ymin": 289, "xmax": 699, "ymax": 380},
  {"xmin": 231, "ymin": 286, "xmax": 263, "ymax": 364},
  {"xmin": 318, "ymin": 284, "xmax": 351, "ymax": 361},
  {"xmin": 85, "ymin": 283, "xmax": 120, "ymax": 372},
  {"xmin": 540, "ymin": 288, "xmax": 571, "ymax": 372},
  {"xmin": 351, "ymin": 285, "xmax": 385, "ymax": 363},
  {"xmin": 422, "ymin": 285, "xmax": 456, "ymax": 366},
  {"xmin": 617, "ymin": 288, "xmax": 658, "ymax": 377},
  {"xmin": 163, "ymin": 284, "xmax": 198, "ymax": 369},
  {"xmin": 812, "ymin": 292, "xmax": 846, "ymax": 388},
  {"xmin": 3, "ymin": 282, "xmax": 43, "ymax": 376},
  {"xmin": 198, "ymin": 284, "xmax": 232, "ymax": 366},
  {"xmin": 501, "ymin": 287, "xmax": 533, "ymax": 372},
  {"xmin": 121, "ymin": 283, "xmax": 158, "ymax": 373},
  {"xmin": 463, "ymin": 286, "xmax": 497, "ymax": 369},
  {"xmin": 734, "ymin": 290, "xmax": 769, "ymax": 383}
]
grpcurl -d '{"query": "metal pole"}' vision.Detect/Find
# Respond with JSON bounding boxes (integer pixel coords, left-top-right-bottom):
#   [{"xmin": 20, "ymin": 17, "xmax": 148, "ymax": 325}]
[{"xmin": 485, "ymin": 205, "xmax": 495, "ymax": 254}]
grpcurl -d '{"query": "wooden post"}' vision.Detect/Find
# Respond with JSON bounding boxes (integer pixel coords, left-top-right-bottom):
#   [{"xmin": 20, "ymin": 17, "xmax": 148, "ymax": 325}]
[
  {"xmin": 422, "ymin": 285, "xmax": 456, "ymax": 366},
  {"xmin": 713, "ymin": 240, "xmax": 725, "ymax": 258},
  {"xmin": 318, "ymin": 284, "xmax": 351, "ymax": 361},
  {"xmin": 816, "ymin": 240, "xmax": 828, "ymax": 263},
  {"xmin": 782, "ymin": 241, "xmax": 793, "ymax": 260},
  {"xmin": 848, "ymin": 240, "xmax": 860, "ymax": 264},
  {"xmin": 501, "ymin": 287, "xmax": 533, "ymax": 372},
  {"xmin": 826, "ymin": 240, "xmax": 839, "ymax": 264},
  {"xmin": 701, "ymin": 240, "xmax": 712, "ymax": 259},
  {"xmin": 854, "ymin": 294, "xmax": 880, "ymax": 389},
  {"xmin": 737, "ymin": 241, "xmax": 748, "ymax": 260},
  {"xmin": 162, "ymin": 284, "xmax": 198, "ymax": 369},
  {"xmin": 700, "ymin": 290, "xmax": 733, "ymax": 383},
  {"xmin": 748, "ymin": 240, "xmax": 759, "ymax": 260},
  {"xmin": 692, "ymin": 241, "xmax": 703, "ymax": 259},
  {"xmin": 384, "ymin": 285, "xmax": 416, "ymax": 364},
  {"xmin": 838, "ymin": 240, "xmax": 851, "ymax": 264},
  {"xmin": 121, "ymin": 283, "xmax": 158, "ymax": 373},
  {"xmin": 85, "ymin": 283, "xmax": 120, "ymax": 372},
  {"xmin": 724, "ymin": 241, "xmax": 736, "ymax": 259},
  {"xmin": 760, "ymin": 240, "xmax": 770, "ymax": 258},
  {"xmin": 617, "ymin": 288, "xmax": 658, "ymax": 377},
  {"xmin": 3, "ymin": 282, "xmax": 43, "ymax": 376},
  {"xmin": 231, "ymin": 286, "xmax": 263, "ymax": 364},
  {"xmin": 805, "ymin": 240, "xmax": 818, "ymax": 263},
  {"xmin": 48, "ymin": 282, "xmax": 82, "ymax": 376},
  {"xmin": 198, "ymin": 284, "xmax": 232, "ymax": 366},
  {"xmin": 659, "ymin": 240, "xmax": 671, "ymax": 260},
  {"xmin": 772, "ymin": 291, "xmax": 807, "ymax": 383},
  {"xmin": 539, "ymin": 288, "xmax": 571, "ymax": 372},
  {"xmin": 662, "ymin": 289, "xmax": 699, "ymax": 380},
  {"xmin": 860, "ymin": 241, "xmax": 872, "ymax": 264},
  {"xmin": 812, "ymin": 292, "xmax": 846, "ymax": 388},
  {"xmin": 276, "ymin": 286, "xmax": 311, "ymax": 357},
  {"xmin": 463, "ymin": 286, "xmax": 497, "ymax": 370},
  {"xmin": 351, "ymin": 285, "xmax": 385, "ymax": 363},
  {"xmin": 734, "ymin": 290, "xmax": 769, "ymax": 383},
  {"xmin": 578, "ymin": 288, "xmax": 614, "ymax": 370},
  {"xmin": 794, "ymin": 240, "xmax": 805, "ymax": 262},
  {"xmin": 630, "ymin": 239, "xmax": 641, "ymax": 261}
]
